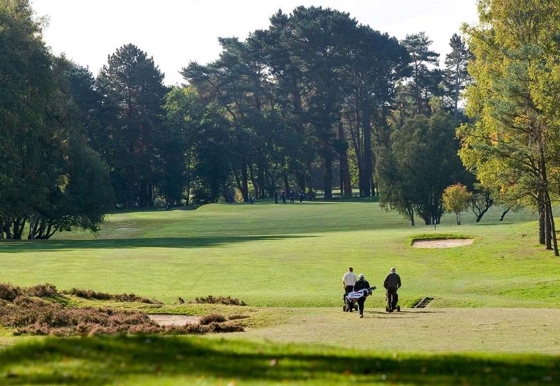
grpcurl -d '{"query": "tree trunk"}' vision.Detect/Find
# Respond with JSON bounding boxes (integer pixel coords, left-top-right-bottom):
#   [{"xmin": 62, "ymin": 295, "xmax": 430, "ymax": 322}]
[
  {"xmin": 12, "ymin": 217, "xmax": 26, "ymax": 240},
  {"xmin": 545, "ymin": 197, "xmax": 552, "ymax": 250},
  {"xmin": 258, "ymin": 166, "xmax": 266, "ymax": 199},
  {"xmin": 241, "ymin": 162, "xmax": 249, "ymax": 202},
  {"xmin": 537, "ymin": 192, "xmax": 547, "ymax": 245},
  {"xmin": 323, "ymin": 157, "xmax": 333, "ymax": 200},
  {"xmin": 545, "ymin": 191, "xmax": 559, "ymax": 256},
  {"xmin": 472, "ymin": 193, "xmax": 493, "ymax": 223},
  {"xmin": 362, "ymin": 97, "xmax": 373, "ymax": 197},
  {"xmin": 453, "ymin": 61, "xmax": 460, "ymax": 125},
  {"xmin": 248, "ymin": 164, "xmax": 258, "ymax": 199},
  {"xmin": 338, "ymin": 122, "xmax": 352, "ymax": 197},
  {"xmin": 408, "ymin": 207, "xmax": 415, "ymax": 226},
  {"xmin": 500, "ymin": 207, "xmax": 510, "ymax": 221},
  {"xmin": 283, "ymin": 173, "xmax": 290, "ymax": 195},
  {"xmin": 232, "ymin": 165, "xmax": 242, "ymax": 200}
]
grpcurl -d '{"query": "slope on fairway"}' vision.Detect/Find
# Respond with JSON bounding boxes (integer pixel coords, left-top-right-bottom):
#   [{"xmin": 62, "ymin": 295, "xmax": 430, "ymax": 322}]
[{"xmin": 0, "ymin": 201, "xmax": 555, "ymax": 308}]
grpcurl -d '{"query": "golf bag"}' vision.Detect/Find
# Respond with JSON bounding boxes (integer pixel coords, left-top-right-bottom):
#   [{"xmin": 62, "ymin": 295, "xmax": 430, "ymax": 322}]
[{"xmin": 343, "ymin": 287, "xmax": 376, "ymax": 312}]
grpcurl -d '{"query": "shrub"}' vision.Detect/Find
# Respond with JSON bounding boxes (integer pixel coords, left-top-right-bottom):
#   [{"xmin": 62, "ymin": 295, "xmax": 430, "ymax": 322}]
[
  {"xmin": 0, "ymin": 283, "xmax": 21, "ymax": 301},
  {"xmin": 0, "ymin": 289, "xmax": 244, "ymax": 336},
  {"xmin": 0, "ymin": 283, "xmax": 244, "ymax": 336},
  {"xmin": 63, "ymin": 288, "xmax": 162, "ymax": 304},
  {"xmin": 199, "ymin": 313, "xmax": 227, "ymax": 325},
  {"xmin": 26, "ymin": 283, "xmax": 58, "ymax": 298},
  {"xmin": 64, "ymin": 288, "xmax": 112, "ymax": 300},
  {"xmin": 191, "ymin": 295, "xmax": 246, "ymax": 306}
]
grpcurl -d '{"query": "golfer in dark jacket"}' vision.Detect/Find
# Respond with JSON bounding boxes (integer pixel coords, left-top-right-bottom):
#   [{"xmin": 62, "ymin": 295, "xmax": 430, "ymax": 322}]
[
  {"xmin": 353, "ymin": 273, "xmax": 370, "ymax": 318},
  {"xmin": 383, "ymin": 267, "xmax": 401, "ymax": 312}
]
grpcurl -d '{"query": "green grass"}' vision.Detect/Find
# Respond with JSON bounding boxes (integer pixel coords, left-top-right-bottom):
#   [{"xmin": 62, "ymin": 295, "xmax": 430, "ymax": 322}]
[
  {"xmin": 0, "ymin": 200, "xmax": 553, "ymax": 308},
  {"xmin": 0, "ymin": 335, "xmax": 559, "ymax": 385},
  {"xmin": 2, "ymin": 200, "xmax": 560, "ymax": 384}
]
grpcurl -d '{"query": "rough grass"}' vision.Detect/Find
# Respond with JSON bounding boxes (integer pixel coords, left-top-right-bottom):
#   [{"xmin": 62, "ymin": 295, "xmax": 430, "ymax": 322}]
[{"xmin": 0, "ymin": 284, "xmax": 244, "ymax": 337}]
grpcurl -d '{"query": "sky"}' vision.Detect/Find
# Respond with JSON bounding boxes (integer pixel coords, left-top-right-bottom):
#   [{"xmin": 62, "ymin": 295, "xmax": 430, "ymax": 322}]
[{"xmin": 31, "ymin": 0, "xmax": 480, "ymax": 86}]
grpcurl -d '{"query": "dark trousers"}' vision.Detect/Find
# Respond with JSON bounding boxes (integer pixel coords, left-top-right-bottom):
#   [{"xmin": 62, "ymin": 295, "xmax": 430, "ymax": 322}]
[
  {"xmin": 343, "ymin": 285, "xmax": 354, "ymax": 311},
  {"xmin": 386, "ymin": 288, "xmax": 398, "ymax": 309},
  {"xmin": 343, "ymin": 285, "xmax": 354, "ymax": 301},
  {"xmin": 357, "ymin": 297, "xmax": 366, "ymax": 315}
]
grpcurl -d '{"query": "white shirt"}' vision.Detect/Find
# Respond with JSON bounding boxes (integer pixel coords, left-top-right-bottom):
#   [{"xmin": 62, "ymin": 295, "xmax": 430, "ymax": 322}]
[{"xmin": 342, "ymin": 271, "xmax": 357, "ymax": 286}]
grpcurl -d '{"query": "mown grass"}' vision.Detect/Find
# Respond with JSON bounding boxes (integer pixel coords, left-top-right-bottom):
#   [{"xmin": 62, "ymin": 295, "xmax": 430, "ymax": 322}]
[
  {"xmin": 0, "ymin": 335, "xmax": 559, "ymax": 385},
  {"xmin": 0, "ymin": 199, "xmax": 553, "ymax": 308},
  {"xmin": 1, "ymin": 200, "xmax": 560, "ymax": 384}
]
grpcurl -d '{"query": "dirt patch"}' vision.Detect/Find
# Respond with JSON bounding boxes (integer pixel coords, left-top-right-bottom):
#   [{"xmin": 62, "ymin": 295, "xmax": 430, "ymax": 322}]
[
  {"xmin": 148, "ymin": 314, "xmax": 200, "ymax": 326},
  {"xmin": 412, "ymin": 239, "xmax": 474, "ymax": 248}
]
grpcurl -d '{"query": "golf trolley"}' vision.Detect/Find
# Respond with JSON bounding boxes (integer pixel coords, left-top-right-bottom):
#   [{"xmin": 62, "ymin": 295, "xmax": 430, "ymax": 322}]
[{"xmin": 343, "ymin": 287, "xmax": 376, "ymax": 312}]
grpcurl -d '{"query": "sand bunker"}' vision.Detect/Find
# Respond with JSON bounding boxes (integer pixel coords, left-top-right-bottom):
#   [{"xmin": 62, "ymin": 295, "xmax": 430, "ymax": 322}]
[
  {"xmin": 148, "ymin": 315, "xmax": 200, "ymax": 326},
  {"xmin": 412, "ymin": 239, "xmax": 474, "ymax": 248}
]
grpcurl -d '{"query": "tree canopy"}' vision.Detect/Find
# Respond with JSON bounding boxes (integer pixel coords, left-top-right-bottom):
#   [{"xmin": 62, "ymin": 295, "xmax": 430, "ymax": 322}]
[
  {"xmin": 0, "ymin": 0, "xmax": 114, "ymax": 239},
  {"xmin": 459, "ymin": 0, "xmax": 560, "ymax": 254},
  {"xmin": 11, "ymin": 2, "xmax": 556, "ymax": 245}
]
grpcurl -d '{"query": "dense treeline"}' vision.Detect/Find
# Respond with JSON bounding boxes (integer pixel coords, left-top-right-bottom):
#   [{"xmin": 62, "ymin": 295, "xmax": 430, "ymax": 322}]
[
  {"xmin": 0, "ymin": 0, "xmax": 472, "ymax": 239},
  {"xmin": 0, "ymin": 0, "xmax": 114, "ymax": 239},
  {"xmin": 4, "ymin": 0, "xmax": 558, "ymax": 252},
  {"xmin": 175, "ymin": 8, "xmax": 472, "ymax": 225},
  {"xmin": 177, "ymin": 8, "xmax": 472, "ymax": 218}
]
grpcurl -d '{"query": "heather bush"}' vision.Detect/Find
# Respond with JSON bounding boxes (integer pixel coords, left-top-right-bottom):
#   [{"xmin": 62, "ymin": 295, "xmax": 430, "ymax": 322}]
[
  {"xmin": 205, "ymin": 322, "xmax": 244, "ymax": 333},
  {"xmin": 180, "ymin": 322, "xmax": 243, "ymax": 334},
  {"xmin": 0, "ymin": 283, "xmax": 21, "ymax": 301},
  {"xmin": 63, "ymin": 288, "xmax": 162, "ymax": 304},
  {"xmin": 0, "ymin": 293, "xmax": 244, "ymax": 336},
  {"xmin": 199, "ymin": 313, "xmax": 227, "ymax": 325},
  {"xmin": 191, "ymin": 295, "xmax": 246, "ymax": 306},
  {"xmin": 64, "ymin": 288, "xmax": 112, "ymax": 300},
  {"xmin": 26, "ymin": 283, "xmax": 58, "ymax": 298},
  {"xmin": 0, "ymin": 283, "xmax": 244, "ymax": 336}
]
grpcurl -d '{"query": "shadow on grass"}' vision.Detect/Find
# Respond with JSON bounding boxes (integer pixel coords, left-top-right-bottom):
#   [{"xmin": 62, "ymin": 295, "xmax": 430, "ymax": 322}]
[
  {"xmin": 0, "ymin": 235, "xmax": 314, "ymax": 253},
  {"xmin": 0, "ymin": 336, "xmax": 558, "ymax": 385}
]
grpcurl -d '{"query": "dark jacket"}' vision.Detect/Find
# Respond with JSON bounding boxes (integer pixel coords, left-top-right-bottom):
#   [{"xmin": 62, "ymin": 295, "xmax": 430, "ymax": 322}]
[
  {"xmin": 354, "ymin": 278, "xmax": 370, "ymax": 291},
  {"xmin": 384, "ymin": 272, "xmax": 401, "ymax": 290}
]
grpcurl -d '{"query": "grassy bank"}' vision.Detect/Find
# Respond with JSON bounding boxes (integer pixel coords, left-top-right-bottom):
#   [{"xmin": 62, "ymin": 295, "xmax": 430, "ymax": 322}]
[{"xmin": 0, "ymin": 335, "xmax": 558, "ymax": 385}]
